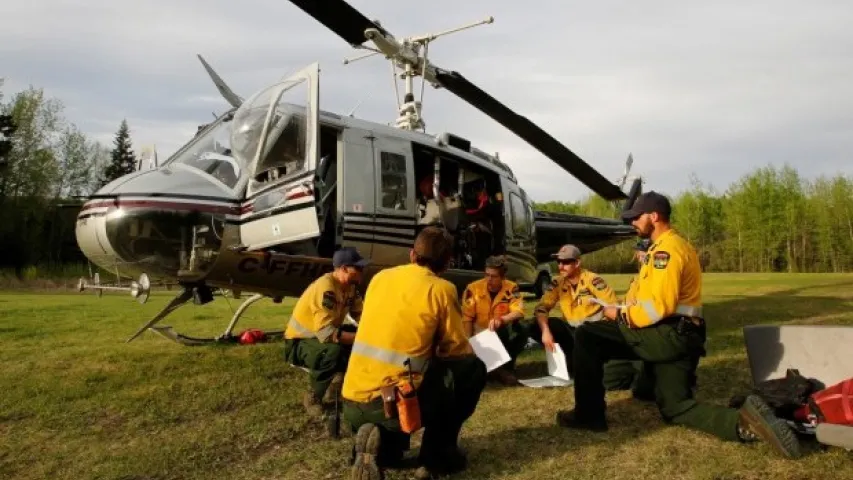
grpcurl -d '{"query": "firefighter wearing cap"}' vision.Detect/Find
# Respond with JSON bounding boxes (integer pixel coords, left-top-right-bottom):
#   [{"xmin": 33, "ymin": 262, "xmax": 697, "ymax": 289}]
[
  {"xmin": 603, "ymin": 238, "xmax": 653, "ymax": 394},
  {"xmin": 530, "ymin": 244, "xmax": 625, "ymax": 379},
  {"xmin": 558, "ymin": 191, "xmax": 802, "ymax": 460},
  {"xmin": 461, "ymin": 255, "xmax": 529, "ymax": 386},
  {"xmin": 284, "ymin": 247, "xmax": 368, "ymax": 418},
  {"xmin": 343, "ymin": 226, "xmax": 486, "ymax": 480}
]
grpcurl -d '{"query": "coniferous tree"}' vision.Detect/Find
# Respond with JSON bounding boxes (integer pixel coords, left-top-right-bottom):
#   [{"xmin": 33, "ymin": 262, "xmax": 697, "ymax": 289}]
[{"xmin": 99, "ymin": 119, "xmax": 136, "ymax": 187}]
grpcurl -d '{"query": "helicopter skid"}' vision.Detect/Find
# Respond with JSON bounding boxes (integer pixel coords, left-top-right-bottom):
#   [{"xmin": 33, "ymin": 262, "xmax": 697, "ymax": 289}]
[
  {"xmin": 127, "ymin": 289, "xmax": 282, "ymax": 346},
  {"xmin": 146, "ymin": 325, "xmax": 284, "ymax": 346}
]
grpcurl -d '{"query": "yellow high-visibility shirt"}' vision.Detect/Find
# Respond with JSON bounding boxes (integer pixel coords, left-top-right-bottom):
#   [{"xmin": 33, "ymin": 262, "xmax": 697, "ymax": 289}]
[
  {"xmin": 625, "ymin": 275, "xmax": 640, "ymax": 304},
  {"xmin": 461, "ymin": 278, "xmax": 525, "ymax": 333},
  {"xmin": 620, "ymin": 229, "xmax": 703, "ymax": 328},
  {"xmin": 341, "ymin": 263, "xmax": 472, "ymax": 403},
  {"xmin": 284, "ymin": 272, "xmax": 363, "ymax": 343},
  {"xmin": 533, "ymin": 269, "xmax": 616, "ymax": 326}
]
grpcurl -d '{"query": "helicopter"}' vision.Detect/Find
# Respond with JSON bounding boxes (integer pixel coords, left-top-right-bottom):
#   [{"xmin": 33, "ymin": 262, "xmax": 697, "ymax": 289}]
[{"xmin": 75, "ymin": 0, "xmax": 643, "ymax": 346}]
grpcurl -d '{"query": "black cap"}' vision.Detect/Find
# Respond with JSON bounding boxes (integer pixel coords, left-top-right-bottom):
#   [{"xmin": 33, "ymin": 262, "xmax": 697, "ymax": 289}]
[
  {"xmin": 620, "ymin": 191, "xmax": 671, "ymax": 221},
  {"xmin": 332, "ymin": 247, "xmax": 369, "ymax": 269}
]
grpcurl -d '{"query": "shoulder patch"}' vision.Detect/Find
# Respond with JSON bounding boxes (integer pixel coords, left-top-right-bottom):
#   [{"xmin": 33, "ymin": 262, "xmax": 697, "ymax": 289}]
[
  {"xmin": 321, "ymin": 290, "xmax": 337, "ymax": 310},
  {"xmin": 653, "ymin": 251, "xmax": 670, "ymax": 269},
  {"xmin": 591, "ymin": 276, "xmax": 608, "ymax": 290}
]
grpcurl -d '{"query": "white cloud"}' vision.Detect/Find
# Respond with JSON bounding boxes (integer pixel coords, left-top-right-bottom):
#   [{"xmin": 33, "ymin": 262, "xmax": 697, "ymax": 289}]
[{"xmin": 1, "ymin": 0, "xmax": 851, "ymax": 202}]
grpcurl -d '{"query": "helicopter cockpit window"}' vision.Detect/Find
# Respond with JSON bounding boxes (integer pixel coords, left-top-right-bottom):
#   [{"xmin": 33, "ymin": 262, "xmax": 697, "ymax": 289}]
[
  {"xmin": 164, "ymin": 113, "xmax": 243, "ymax": 189},
  {"xmin": 380, "ymin": 152, "xmax": 407, "ymax": 210},
  {"xmin": 230, "ymin": 79, "xmax": 312, "ymax": 195}
]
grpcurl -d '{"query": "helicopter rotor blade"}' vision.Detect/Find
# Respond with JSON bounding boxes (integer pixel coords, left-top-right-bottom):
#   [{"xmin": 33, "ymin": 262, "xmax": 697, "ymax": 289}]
[
  {"xmin": 197, "ymin": 54, "xmax": 243, "ymax": 108},
  {"xmin": 283, "ymin": 0, "xmax": 627, "ymax": 201},
  {"xmin": 433, "ymin": 69, "xmax": 627, "ymax": 201},
  {"xmin": 286, "ymin": 0, "xmax": 390, "ymax": 47}
]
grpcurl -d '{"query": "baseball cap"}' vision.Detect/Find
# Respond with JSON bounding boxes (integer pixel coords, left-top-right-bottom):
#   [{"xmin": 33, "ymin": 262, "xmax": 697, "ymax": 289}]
[
  {"xmin": 332, "ymin": 247, "xmax": 369, "ymax": 269},
  {"xmin": 551, "ymin": 244, "xmax": 581, "ymax": 261},
  {"xmin": 620, "ymin": 191, "xmax": 672, "ymax": 221}
]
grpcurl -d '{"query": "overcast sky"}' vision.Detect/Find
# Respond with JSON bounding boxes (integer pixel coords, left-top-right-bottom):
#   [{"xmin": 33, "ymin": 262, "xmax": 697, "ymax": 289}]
[{"xmin": 2, "ymin": 0, "xmax": 851, "ymax": 203}]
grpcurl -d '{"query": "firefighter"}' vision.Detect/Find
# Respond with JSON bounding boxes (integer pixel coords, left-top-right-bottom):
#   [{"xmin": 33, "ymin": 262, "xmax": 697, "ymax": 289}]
[
  {"xmin": 461, "ymin": 255, "xmax": 528, "ymax": 386},
  {"xmin": 559, "ymin": 191, "xmax": 802, "ymax": 459},
  {"xmin": 530, "ymin": 244, "xmax": 637, "ymax": 387},
  {"xmin": 342, "ymin": 226, "xmax": 486, "ymax": 480},
  {"xmin": 283, "ymin": 247, "xmax": 368, "ymax": 419}
]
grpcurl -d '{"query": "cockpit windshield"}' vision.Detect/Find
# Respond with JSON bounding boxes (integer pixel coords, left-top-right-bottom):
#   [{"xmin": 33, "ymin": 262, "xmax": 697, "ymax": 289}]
[
  {"xmin": 163, "ymin": 112, "xmax": 243, "ymax": 190},
  {"xmin": 229, "ymin": 78, "xmax": 313, "ymax": 195}
]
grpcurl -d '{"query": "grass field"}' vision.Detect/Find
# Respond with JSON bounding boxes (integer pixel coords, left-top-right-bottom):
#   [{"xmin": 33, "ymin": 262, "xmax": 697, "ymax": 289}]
[{"xmin": 2, "ymin": 273, "xmax": 853, "ymax": 480}]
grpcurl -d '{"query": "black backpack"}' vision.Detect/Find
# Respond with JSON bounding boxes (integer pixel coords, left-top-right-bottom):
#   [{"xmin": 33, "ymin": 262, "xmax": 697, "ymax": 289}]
[{"xmin": 729, "ymin": 369, "xmax": 824, "ymax": 421}]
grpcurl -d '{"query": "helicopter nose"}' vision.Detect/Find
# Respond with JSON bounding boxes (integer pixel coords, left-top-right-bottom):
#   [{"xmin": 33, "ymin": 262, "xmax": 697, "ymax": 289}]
[{"xmin": 75, "ymin": 169, "xmax": 241, "ymax": 282}]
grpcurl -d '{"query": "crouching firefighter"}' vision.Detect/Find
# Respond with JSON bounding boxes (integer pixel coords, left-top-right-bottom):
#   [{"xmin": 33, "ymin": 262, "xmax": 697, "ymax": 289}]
[
  {"xmin": 461, "ymin": 255, "xmax": 528, "ymax": 386},
  {"xmin": 283, "ymin": 247, "xmax": 368, "ymax": 422},
  {"xmin": 341, "ymin": 226, "xmax": 487, "ymax": 480}
]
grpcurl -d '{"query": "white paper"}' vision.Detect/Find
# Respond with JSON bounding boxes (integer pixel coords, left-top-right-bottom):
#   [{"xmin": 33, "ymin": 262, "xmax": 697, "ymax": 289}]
[
  {"xmin": 518, "ymin": 344, "xmax": 574, "ymax": 388},
  {"xmin": 468, "ymin": 329, "xmax": 511, "ymax": 372},
  {"xmin": 518, "ymin": 376, "xmax": 573, "ymax": 388},
  {"xmin": 583, "ymin": 297, "xmax": 627, "ymax": 309}
]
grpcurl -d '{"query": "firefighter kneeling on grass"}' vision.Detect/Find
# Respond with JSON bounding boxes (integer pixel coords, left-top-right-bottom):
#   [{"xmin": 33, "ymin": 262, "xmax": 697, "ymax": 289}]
[
  {"xmin": 341, "ymin": 226, "xmax": 487, "ymax": 480},
  {"xmin": 283, "ymin": 247, "xmax": 368, "ymax": 422},
  {"xmin": 461, "ymin": 255, "xmax": 528, "ymax": 386}
]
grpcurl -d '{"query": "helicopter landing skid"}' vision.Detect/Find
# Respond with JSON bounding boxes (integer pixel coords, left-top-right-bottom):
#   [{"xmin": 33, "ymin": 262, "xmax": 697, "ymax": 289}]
[{"xmin": 126, "ymin": 290, "xmax": 284, "ymax": 346}]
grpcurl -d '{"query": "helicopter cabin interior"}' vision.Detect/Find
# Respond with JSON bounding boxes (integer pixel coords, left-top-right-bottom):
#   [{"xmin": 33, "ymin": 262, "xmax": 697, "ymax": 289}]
[{"xmin": 307, "ymin": 119, "xmax": 525, "ymax": 273}]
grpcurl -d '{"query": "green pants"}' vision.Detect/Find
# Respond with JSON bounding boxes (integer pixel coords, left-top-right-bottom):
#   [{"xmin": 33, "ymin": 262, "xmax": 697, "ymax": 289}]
[
  {"xmin": 527, "ymin": 317, "xmax": 641, "ymax": 389},
  {"xmin": 572, "ymin": 319, "xmax": 740, "ymax": 441},
  {"xmin": 343, "ymin": 356, "xmax": 487, "ymax": 468},
  {"xmin": 283, "ymin": 326, "xmax": 355, "ymax": 398},
  {"xmin": 493, "ymin": 321, "xmax": 529, "ymax": 371}
]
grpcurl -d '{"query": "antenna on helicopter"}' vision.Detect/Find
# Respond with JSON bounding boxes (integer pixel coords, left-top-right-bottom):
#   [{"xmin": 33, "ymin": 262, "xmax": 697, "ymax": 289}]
[
  {"xmin": 341, "ymin": 16, "xmax": 495, "ymax": 132},
  {"xmin": 617, "ymin": 153, "xmax": 635, "ymax": 190},
  {"xmin": 346, "ymin": 93, "xmax": 371, "ymax": 117}
]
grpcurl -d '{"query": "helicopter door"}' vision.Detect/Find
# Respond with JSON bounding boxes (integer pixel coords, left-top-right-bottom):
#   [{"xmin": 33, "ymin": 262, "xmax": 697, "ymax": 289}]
[
  {"xmin": 369, "ymin": 134, "xmax": 416, "ymax": 265},
  {"xmin": 238, "ymin": 63, "xmax": 321, "ymax": 251},
  {"xmin": 339, "ymin": 127, "xmax": 377, "ymax": 258}
]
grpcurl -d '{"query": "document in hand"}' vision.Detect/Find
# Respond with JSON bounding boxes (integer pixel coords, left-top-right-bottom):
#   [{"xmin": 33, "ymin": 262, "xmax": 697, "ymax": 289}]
[
  {"xmin": 518, "ymin": 344, "xmax": 573, "ymax": 388},
  {"xmin": 468, "ymin": 329, "xmax": 511, "ymax": 372},
  {"xmin": 584, "ymin": 297, "xmax": 626, "ymax": 309}
]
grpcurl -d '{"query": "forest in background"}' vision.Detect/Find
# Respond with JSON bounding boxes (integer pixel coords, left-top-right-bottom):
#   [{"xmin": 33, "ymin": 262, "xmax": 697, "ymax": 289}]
[{"xmin": 2, "ymin": 80, "xmax": 852, "ymax": 279}]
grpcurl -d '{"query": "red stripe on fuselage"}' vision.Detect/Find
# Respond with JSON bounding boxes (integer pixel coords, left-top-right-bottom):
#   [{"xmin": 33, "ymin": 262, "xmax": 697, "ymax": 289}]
[{"xmin": 78, "ymin": 189, "xmax": 314, "ymax": 218}]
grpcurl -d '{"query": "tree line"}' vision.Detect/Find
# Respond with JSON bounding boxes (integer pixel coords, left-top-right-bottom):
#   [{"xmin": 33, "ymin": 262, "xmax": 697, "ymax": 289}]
[
  {"xmin": 2, "ymin": 80, "xmax": 851, "ymax": 278},
  {"xmin": 0, "ymin": 79, "xmax": 138, "ymax": 276},
  {"xmin": 535, "ymin": 169, "xmax": 853, "ymax": 274}
]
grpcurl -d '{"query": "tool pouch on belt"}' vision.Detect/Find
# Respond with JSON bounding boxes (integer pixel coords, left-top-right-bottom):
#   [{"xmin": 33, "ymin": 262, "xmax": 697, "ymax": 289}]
[
  {"xmin": 396, "ymin": 381, "xmax": 422, "ymax": 434},
  {"xmin": 380, "ymin": 385, "xmax": 397, "ymax": 419},
  {"xmin": 379, "ymin": 382, "xmax": 422, "ymax": 433}
]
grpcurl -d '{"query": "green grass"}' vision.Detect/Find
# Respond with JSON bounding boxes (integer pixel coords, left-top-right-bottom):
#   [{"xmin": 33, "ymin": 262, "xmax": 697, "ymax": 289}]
[{"xmin": 2, "ymin": 273, "xmax": 853, "ymax": 479}]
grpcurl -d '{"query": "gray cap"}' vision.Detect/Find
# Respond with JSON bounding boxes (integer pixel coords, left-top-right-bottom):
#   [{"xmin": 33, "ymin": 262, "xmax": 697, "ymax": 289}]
[{"xmin": 551, "ymin": 244, "xmax": 581, "ymax": 261}]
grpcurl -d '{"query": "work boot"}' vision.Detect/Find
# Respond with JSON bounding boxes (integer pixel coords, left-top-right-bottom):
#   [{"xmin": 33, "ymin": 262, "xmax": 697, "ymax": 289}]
[
  {"xmin": 493, "ymin": 368, "xmax": 521, "ymax": 386},
  {"xmin": 302, "ymin": 391, "xmax": 324, "ymax": 418},
  {"xmin": 351, "ymin": 423, "xmax": 383, "ymax": 480},
  {"xmin": 556, "ymin": 409, "xmax": 608, "ymax": 432},
  {"xmin": 737, "ymin": 394, "xmax": 802, "ymax": 459},
  {"xmin": 323, "ymin": 372, "xmax": 345, "ymax": 404}
]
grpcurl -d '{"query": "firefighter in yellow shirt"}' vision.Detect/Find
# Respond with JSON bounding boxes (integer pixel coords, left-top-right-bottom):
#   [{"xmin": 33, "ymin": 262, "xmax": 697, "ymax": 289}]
[
  {"xmin": 461, "ymin": 255, "xmax": 528, "ymax": 386},
  {"xmin": 342, "ymin": 227, "xmax": 486, "ymax": 480},
  {"xmin": 283, "ymin": 247, "xmax": 367, "ymax": 419},
  {"xmin": 558, "ymin": 191, "xmax": 802, "ymax": 459},
  {"xmin": 531, "ymin": 244, "xmax": 632, "ymax": 382}
]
